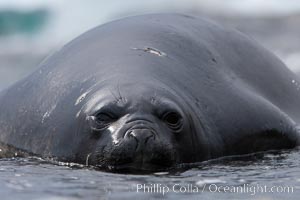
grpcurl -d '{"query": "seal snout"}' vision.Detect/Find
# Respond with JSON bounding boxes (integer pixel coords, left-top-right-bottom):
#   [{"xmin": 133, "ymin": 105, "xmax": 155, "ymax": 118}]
[
  {"xmin": 100, "ymin": 119, "xmax": 176, "ymax": 171},
  {"xmin": 126, "ymin": 128, "xmax": 156, "ymax": 151},
  {"xmin": 124, "ymin": 118, "xmax": 157, "ymax": 148},
  {"xmin": 88, "ymin": 100, "xmax": 183, "ymax": 171}
]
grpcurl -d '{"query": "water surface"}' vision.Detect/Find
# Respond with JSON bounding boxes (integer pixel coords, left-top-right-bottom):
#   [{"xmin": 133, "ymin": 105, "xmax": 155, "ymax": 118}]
[{"xmin": 0, "ymin": 149, "xmax": 299, "ymax": 200}]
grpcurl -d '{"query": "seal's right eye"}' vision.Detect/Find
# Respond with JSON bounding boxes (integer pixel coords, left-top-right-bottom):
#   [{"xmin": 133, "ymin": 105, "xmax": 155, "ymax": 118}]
[
  {"xmin": 87, "ymin": 112, "xmax": 118, "ymax": 131},
  {"xmin": 95, "ymin": 112, "xmax": 117, "ymax": 124}
]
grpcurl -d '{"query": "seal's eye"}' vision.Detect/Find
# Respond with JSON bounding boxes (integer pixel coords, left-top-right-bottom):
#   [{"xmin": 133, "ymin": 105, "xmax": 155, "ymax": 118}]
[
  {"xmin": 88, "ymin": 112, "xmax": 119, "ymax": 132},
  {"xmin": 163, "ymin": 112, "xmax": 183, "ymax": 131},
  {"xmin": 165, "ymin": 113, "xmax": 180, "ymax": 124},
  {"xmin": 90, "ymin": 112, "xmax": 118, "ymax": 131},
  {"xmin": 96, "ymin": 113, "xmax": 116, "ymax": 123}
]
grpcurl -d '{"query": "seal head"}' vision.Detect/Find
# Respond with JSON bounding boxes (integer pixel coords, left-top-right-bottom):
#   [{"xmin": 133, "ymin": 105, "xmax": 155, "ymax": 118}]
[{"xmin": 74, "ymin": 80, "xmax": 210, "ymax": 171}]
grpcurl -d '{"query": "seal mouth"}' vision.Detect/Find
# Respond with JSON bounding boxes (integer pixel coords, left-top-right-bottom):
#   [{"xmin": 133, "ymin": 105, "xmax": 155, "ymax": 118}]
[
  {"xmin": 102, "ymin": 162, "xmax": 173, "ymax": 173},
  {"xmin": 92, "ymin": 138, "xmax": 177, "ymax": 173},
  {"xmin": 89, "ymin": 119, "xmax": 178, "ymax": 172},
  {"xmin": 95, "ymin": 151, "xmax": 176, "ymax": 173}
]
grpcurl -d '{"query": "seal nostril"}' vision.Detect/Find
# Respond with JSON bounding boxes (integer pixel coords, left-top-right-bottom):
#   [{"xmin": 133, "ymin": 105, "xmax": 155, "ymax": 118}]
[
  {"xmin": 144, "ymin": 134, "xmax": 154, "ymax": 144},
  {"xmin": 127, "ymin": 129, "xmax": 155, "ymax": 145},
  {"xmin": 128, "ymin": 131, "xmax": 139, "ymax": 144}
]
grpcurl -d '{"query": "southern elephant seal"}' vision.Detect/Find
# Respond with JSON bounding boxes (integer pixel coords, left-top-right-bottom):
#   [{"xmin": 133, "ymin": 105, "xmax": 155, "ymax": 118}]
[{"xmin": 0, "ymin": 13, "xmax": 300, "ymax": 171}]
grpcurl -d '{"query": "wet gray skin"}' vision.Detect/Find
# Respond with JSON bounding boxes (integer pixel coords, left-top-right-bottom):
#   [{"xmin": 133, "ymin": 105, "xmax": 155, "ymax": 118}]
[
  {"xmin": 0, "ymin": 13, "xmax": 300, "ymax": 172},
  {"xmin": 77, "ymin": 81, "xmax": 208, "ymax": 171}
]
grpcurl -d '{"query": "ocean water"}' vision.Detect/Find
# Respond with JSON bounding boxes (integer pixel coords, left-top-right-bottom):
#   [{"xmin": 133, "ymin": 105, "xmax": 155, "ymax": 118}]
[
  {"xmin": 0, "ymin": 149, "xmax": 300, "ymax": 200},
  {"xmin": 1, "ymin": 1, "xmax": 300, "ymax": 200}
]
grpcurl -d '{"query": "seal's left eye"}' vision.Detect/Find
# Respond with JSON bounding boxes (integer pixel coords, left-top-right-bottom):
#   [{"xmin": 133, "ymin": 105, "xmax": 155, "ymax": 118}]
[
  {"xmin": 162, "ymin": 112, "xmax": 183, "ymax": 131},
  {"xmin": 165, "ymin": 113, "xmax": 180, "ymax": 125}
]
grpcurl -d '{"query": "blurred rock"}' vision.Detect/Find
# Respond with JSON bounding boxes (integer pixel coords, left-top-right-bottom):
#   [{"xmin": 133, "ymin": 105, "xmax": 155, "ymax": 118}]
[{"xmin": 0, "ymin": 9, "xmax": 49, "ymax": 36}]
